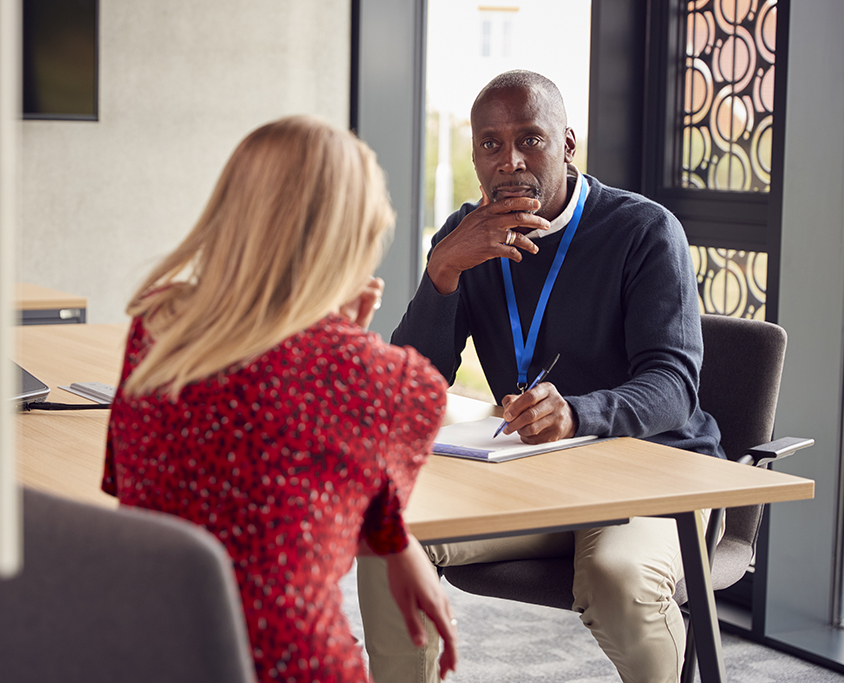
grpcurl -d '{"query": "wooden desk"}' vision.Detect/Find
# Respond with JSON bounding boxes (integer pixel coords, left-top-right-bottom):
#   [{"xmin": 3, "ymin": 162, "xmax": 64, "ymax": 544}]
[
  {"xmin": 15, "ymin": 283, "xmax": 88, "ymax": 324},
  {"xmin": 15, "ymin": 323, "xmax": 126, "ymax": 507},
  {"xmin": 406, "ymin": 416, "xmax": 812, "ymax": 542},
  {"xmin": 404, "ymin": 395, "xmax": 813, "ymax": 682},
  {"xmin": 13, "ymin": 323, "xmax": 815, "ymax": 682}
]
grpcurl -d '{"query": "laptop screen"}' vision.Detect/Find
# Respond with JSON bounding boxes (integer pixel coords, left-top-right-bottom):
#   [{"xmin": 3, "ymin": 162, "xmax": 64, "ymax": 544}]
[{"xmin": 10, "ymin": 361, "xmax": 50, "ymax": 405}]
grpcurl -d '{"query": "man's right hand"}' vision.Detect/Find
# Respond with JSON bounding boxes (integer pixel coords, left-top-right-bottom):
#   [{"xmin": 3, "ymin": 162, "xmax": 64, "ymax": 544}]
[{"xmin": 426, "ymin": 191, "xmax": 551, "ymax": 295}]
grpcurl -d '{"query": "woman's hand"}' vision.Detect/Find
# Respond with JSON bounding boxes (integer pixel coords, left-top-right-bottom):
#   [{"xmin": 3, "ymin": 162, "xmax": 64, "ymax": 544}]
[
  {"xmin": 338, "ymin": 276, "xmax": 385, "ymax": 329},
  {"xmin": 384, "ymin": 535, "xmax": 459, "ymax": 679}
]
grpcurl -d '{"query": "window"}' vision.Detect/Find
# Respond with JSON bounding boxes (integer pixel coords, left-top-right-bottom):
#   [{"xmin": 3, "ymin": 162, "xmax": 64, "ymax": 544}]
[
  {"xmin": 425, "ymin": 0, "xmax": 592, "ymax": 400},
  {"xmin": 502, "ymin": 19, "xmax": 512, "ymax": 57},
  {"xmin": 691, "ymin": 246, "xmax": 767, "ymax": 318},
  {"xmin": 480, "ymin": 19, "xmax": 492, "ymax": 57},
  {"xmin": 680, "ymin": 0, "xmax": 777, "ymax": 192},
  {"xmin": 478, "ymin": 6, "xmax": 517, "ymax": 59},
  {"xmin": 646, "ymin": 0, "xmax": 780, "ymax": 320}
]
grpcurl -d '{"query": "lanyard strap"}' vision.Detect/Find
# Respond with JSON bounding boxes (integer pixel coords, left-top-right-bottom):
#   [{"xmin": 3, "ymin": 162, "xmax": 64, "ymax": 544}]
[{"xmin": 501, "ymin": 180, "xmax": 587, "ymax": 388}]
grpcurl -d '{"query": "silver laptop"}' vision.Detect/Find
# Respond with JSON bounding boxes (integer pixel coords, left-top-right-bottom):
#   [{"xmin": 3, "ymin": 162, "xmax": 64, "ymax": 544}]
[{"xmin": 10, "ymin": 361, "xmax": 50, "ymax": 405}]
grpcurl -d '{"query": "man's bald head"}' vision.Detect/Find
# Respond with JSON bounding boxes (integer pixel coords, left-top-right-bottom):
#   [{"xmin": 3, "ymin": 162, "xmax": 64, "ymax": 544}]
[{"xmin": 471, "ymin": 70, "xmax": 568, "ymax": 130}]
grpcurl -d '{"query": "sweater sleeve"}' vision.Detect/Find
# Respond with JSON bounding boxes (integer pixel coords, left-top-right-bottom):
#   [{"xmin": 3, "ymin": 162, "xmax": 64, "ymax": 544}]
[
  {"xmin": 101, "ymin": 316, "xmax": 146, "ymax": 498},
  {"xmin": 566, "ymin": 209, "xmax": 704, "ymax": 440},
  {"xmin": 390, "ymin": 272, "xmax": 467, "ymax": 385},
  {"xmin": 391, "ymin": 204, "xmax": 480, "ymax": 384}
]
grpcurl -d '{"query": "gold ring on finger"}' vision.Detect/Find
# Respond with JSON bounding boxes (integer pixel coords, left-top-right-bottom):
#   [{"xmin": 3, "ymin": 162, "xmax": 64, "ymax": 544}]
[{"xmin": 505, "ymin": 230, "xmax": 516, "ymax": 246}]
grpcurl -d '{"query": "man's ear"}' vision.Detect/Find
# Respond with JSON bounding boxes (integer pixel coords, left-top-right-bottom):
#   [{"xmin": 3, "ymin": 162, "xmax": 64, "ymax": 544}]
[{"xmin": 564, "ymin": 127, "xmax": 577, "ymax": 163}]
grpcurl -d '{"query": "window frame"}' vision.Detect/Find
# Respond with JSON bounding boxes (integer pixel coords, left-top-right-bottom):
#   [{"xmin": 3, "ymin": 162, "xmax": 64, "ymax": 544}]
[{"xmin": 642, "ymin": 0, "xmax": 775, "ymax": 256}]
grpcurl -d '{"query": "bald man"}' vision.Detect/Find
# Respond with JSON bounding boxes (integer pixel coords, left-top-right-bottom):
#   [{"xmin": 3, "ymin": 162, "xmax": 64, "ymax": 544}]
[{"xmin": 358, "ymin": 70, "xmax": 724, "ymax": 683}]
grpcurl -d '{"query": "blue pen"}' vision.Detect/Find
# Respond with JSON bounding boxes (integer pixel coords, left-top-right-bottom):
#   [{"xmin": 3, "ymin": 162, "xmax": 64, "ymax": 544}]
[{"xmin": 493, "ymin": 353, "xmax": 560, "ymax": 438}]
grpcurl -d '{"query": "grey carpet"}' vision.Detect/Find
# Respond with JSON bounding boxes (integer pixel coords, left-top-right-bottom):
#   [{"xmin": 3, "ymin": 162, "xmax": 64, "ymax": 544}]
[{"xmin": 339, "ymin": 563, "xmax": 844, "ymax": 682}]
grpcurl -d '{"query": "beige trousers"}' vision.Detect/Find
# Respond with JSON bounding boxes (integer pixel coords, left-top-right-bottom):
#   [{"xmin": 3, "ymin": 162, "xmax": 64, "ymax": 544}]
[{"xmin": 357, "ymin": 511, "xmax": 721, "ymax": 683}]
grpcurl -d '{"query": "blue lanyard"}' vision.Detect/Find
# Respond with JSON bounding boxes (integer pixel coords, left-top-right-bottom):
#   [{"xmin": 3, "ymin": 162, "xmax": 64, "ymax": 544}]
[{"xmin": 501, "ymin": 180, "xmax": 587, "ymax": 389}]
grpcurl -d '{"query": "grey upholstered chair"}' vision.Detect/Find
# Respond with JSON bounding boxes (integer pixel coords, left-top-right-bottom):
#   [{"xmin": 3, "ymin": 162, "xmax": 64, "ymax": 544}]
[
  {"xmin": 0, "ymin": 488, "xmax": 256, "ymax": 683},
  {"xmin": 442, "ymin": 314, "xmax": 813, "ymax": 681}
]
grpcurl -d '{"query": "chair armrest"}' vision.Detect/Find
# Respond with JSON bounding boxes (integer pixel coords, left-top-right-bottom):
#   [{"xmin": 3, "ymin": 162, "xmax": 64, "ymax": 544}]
[{"xmin": 738, "ymin": 436, "xmax": 815, "ymax": 467}]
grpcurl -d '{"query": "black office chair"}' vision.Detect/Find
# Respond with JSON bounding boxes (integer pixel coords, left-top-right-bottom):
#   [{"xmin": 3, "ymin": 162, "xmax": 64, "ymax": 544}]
[
  {"xmin": 442, "ymin": 314, "xmax": 813, "ymax": 681},
  {"xmin": 0, "ymin": 488, "xmax": 256, "ymax": 683}
]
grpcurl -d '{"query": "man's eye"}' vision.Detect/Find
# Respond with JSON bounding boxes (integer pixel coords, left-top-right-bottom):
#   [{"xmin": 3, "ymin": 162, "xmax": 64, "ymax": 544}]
[
  {"xmin": 523, "ymin": 137, "xmax": 540, "ymax": 147},
  {"xmin": 481, "ymin": 140, "xmax": 497, "ymax": 150}
]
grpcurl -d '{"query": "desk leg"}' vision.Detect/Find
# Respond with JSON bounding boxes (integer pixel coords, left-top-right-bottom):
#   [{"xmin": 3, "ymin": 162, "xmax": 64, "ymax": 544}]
[{"xmin": 674, "ymin": 510, "xmax": 726, "ymax": 682}]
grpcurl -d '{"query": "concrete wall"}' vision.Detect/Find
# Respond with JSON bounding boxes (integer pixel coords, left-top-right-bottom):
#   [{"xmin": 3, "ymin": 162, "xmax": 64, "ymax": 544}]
[{"xmin": 18, "ymin": 0, "xmax": 351, "ymax": 323}]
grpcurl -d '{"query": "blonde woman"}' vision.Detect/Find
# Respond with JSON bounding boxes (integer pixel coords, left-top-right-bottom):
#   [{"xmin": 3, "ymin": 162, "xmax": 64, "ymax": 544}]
[{"xmin": 102, "ymin": 116, "xmax": 458, "ymax": 683}]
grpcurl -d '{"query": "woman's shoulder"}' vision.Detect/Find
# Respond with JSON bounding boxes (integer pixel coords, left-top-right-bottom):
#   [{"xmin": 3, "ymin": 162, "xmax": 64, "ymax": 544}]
[
  {"xmin": 306, "ymin": 314, "xmax": 445, "ymax": 383},
  {"xmin": 276, "ymin": 316, "xmax": 447, "ymax": 411}
]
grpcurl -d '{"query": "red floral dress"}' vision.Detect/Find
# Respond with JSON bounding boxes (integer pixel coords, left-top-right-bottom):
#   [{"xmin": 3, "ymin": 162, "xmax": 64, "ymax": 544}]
[{"xmin": 103, "ymin": 314, "xmax": 447, "ymax": 683}]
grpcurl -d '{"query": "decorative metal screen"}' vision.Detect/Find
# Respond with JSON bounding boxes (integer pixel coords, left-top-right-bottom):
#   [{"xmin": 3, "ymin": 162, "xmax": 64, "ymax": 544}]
[
  {"xmin": 690, "ymin": 246, "xmax": 767, "ymax": 319},
  {"xmin": 681, "ymin": 0, "xmax": 777, "ymax": 192}
]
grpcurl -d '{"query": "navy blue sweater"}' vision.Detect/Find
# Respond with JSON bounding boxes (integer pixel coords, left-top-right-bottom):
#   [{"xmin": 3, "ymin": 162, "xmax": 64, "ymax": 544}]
[{"xmin": 392, "ymin": 175, "xmax": 723, "ymax": 457}]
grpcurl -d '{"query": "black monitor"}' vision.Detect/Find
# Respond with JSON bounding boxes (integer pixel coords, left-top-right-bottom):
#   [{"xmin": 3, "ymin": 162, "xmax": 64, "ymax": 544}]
[{"xmin": 22, "ymin": 0, "xmax": 98, "ymax": 120}]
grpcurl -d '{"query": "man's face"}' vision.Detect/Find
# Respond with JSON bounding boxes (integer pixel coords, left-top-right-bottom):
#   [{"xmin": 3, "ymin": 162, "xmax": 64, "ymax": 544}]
[{"xmin": 471, "ymin": 85, "xmax": 576, "ymax": 224}]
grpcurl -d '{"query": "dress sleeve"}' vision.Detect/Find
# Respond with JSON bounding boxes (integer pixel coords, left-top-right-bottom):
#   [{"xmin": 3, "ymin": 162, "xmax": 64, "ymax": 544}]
[
  {"xmin": 102, "ymin": 434, "xmax": 117, "ymax": 497},
  {"xmin": 101, "ymin": 317, "xmax": 146, "ymax": 498},
  {"xmin": 360, "ymin": 347, "xmax": 447, "ymax": 555}
]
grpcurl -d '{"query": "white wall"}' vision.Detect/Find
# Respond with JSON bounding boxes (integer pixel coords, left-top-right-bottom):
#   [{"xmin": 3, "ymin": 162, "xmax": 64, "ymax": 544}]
[{"xmin": 18, "ymin": 0, "xmax": 351, "ymax": 323}]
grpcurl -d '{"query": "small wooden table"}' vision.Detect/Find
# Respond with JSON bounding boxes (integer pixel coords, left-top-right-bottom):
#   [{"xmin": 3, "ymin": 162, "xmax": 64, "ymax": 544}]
[{"xmin": 15, "ymin": 283, "xmax": 88, "ymax": 324}]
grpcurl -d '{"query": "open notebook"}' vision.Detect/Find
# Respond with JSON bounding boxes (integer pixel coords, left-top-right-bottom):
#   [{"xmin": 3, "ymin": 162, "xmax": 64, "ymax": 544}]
[{"xmin": 433, "ymin": 416, "xmax": 599, "ymax": 463}]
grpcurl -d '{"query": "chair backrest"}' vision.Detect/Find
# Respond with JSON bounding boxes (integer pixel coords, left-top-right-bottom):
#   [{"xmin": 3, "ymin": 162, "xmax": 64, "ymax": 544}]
[
  {"xmin": 689, "ymin": 314, "xmax": 788, "ymax": 598},
  {"xmin": 698, "ymin": 314, "xmax": 787, "ymax": 462},
  {"xmin": 0, "ymin": 488, "xmax": 256, "ymax": 683}
]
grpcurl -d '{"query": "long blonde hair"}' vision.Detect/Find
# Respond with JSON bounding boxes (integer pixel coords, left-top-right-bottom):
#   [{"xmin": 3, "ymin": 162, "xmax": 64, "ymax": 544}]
[{"xmin": 123, "ymin": 115, "xmax": 395, "ymax": 397}]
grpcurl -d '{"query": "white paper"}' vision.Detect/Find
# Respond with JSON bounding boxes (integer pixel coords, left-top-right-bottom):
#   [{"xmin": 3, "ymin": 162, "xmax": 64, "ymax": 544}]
[{"xmin": 433, "ymin": 416, "xmax": 599, "ymax": 462}]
